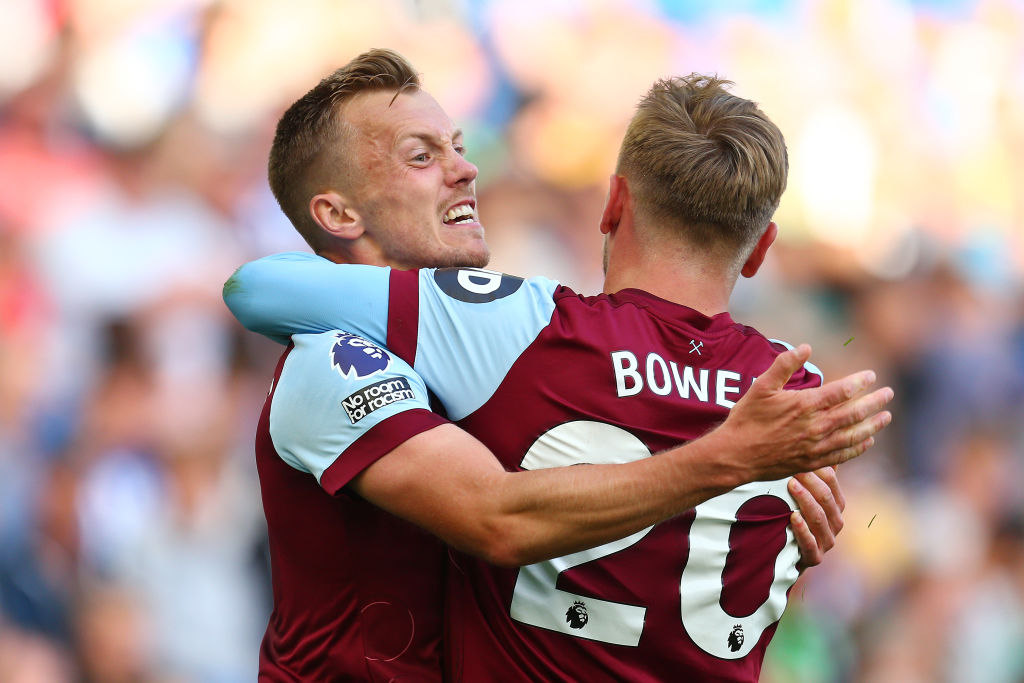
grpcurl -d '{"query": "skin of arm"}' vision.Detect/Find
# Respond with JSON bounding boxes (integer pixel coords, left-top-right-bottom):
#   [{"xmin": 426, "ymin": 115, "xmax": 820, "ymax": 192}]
[{"xmin": 352, "ymin": 344, "xmax": 892, "ymax": 567}]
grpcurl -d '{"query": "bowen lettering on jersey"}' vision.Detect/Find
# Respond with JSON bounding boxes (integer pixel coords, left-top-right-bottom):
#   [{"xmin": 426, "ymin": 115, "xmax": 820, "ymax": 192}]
[
  {"xmin": 610, "ymin": 350, "xmax": 745, "ymax": 408},
  {"xmin": 433, "ymin": 268, "xmax": 524, "ymax": 303},
  {"xmin": 330, "ymin": 332, "xmax": 391, "ymax": 379},
  {"xmin": 341, "ymin": 378, "xmax": 416, "ymax": 424}
]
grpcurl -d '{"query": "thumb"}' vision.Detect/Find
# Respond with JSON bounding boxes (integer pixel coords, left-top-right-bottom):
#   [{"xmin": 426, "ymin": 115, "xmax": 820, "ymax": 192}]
[{"xmin": 755, "ymin": 343, "xmax": 811, "ymax": 392}]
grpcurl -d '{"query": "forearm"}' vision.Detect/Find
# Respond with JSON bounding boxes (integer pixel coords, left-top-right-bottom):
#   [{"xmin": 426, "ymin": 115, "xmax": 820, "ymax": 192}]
[
  {"xmin": 222, "ymin": 253, "xmax": 391, "ymax": 343},
  {"xmin": 355, "ymin": 423, "xmax": 744, "ymax": 567},
  {"xmin": 479, "ymin": 429, "xmax": 742, "ymax": 565},
  {"xmin": 355, "ymin": 352, "xmax": 892, "ymax": 568},
  {"xmin": 480, "ymin": 410, "xmax": 865, "ymax": 567}
]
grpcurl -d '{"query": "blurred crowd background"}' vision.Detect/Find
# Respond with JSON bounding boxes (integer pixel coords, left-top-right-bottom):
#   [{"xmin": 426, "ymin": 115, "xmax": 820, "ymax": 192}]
[{"xmin": 1, "ymin": 0, "xmax": 1022, "ymax": 681}]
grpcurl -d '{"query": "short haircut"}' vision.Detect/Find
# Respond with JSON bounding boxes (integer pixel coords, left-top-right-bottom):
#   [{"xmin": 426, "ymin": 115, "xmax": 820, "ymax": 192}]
[
  {"xmin": 268, "ymin": 48, "xmax": 421, "ymax": 246},
  {"xmin": 616, "ymin": 74, "xmax": 788, "ymax": 260}
]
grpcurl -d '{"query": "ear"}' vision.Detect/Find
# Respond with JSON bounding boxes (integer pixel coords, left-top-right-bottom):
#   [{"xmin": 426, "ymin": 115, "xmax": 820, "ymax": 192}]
[
  {"xmin": 599, "ymin": 175, "xmax": 628, "ymax": 236},
  {"xmin": 740, "ymin": 221, "xmax": 778, "ymax": 278},
  {"xmin": 310, "ymin": 191, "xmax": 364, "ymax": 240}
]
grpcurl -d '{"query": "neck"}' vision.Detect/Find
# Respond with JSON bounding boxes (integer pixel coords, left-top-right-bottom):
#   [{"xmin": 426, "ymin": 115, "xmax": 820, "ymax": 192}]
[
  {"xmin": 316, "ymin": 240, "xmax": 391, "ymax": 268},
  {"xmin": 601, "ymin": 239, "xmax": 737, "ymax": 317}
]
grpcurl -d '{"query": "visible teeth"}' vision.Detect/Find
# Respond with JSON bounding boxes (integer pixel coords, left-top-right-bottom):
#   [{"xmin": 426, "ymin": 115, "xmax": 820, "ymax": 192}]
[{"xmin": 444, "ymin": 205, "xmax": 475, "ymax": 223}]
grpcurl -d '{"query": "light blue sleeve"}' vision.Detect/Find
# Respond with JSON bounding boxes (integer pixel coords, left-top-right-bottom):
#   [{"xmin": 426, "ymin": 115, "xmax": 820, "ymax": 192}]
[
  {"xmin": 222, "ymin": 251, "xmax": 390, "ymax": 346},
  {"xmin": 224, "ymin": 255, "xmax": 561, "ymax": 421},
  {"xmin": 269, "ymin": 331, "xmax": 434, "ymax": 484}
]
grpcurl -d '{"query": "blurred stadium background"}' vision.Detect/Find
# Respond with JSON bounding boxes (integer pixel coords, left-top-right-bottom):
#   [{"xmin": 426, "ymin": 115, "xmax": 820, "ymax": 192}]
[{"xmin": 0, "ymin": 0, "xmax": 1022, "ymax": 681}]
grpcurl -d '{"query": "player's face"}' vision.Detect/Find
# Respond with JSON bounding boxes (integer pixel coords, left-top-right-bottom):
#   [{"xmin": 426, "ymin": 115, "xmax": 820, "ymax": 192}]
[{"xmin": 340, "ymin": 89, "xmax": 489, "ymax": 269}]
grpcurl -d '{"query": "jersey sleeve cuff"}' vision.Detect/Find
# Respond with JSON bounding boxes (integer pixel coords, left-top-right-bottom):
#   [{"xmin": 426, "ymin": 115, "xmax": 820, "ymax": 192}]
[{"xmin": 319, "ymin": 408, "xmax": 449, "ymax": 495}]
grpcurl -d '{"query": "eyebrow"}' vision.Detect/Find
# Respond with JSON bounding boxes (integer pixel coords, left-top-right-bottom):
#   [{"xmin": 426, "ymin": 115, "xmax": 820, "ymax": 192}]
[{"xmin": 398, "ymin": 129, "xmax": 464, "ymax": 147}]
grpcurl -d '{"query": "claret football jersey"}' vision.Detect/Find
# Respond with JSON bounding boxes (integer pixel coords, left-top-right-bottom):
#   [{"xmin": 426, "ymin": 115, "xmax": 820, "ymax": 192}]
[
  {"xmin": 255, "ymin": 330, "xmax": 448, "ymax": 682},
  {"xmin": 225, "ymin": 253, "xmax": 824, "ymax": 683}
]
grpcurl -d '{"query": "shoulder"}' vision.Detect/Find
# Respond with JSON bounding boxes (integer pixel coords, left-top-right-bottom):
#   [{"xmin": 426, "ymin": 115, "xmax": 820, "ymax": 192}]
[
  {"xmin": 269, "ymin": 331, "xmax": 443, "ymax": 488},
  {"xmin": 741, "ymin": 334, "xmax": 824, "ymax": 388},
  {"xmin": 272, "ymin": 331, "xmax": 433, "ymax": 445},
  {"xmin": 278, "ymin": 331, "xmax": 422, "ymax": 401},
  {"xmin": 420, "ymin": 267, "xmax": 560, "ymax": 306}
]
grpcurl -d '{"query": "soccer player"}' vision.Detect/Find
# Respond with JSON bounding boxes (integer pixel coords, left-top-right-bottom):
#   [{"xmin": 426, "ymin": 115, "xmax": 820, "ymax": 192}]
[{"xmin": 228, "ymin": 50, "xmax": 892, "ymax": 681}]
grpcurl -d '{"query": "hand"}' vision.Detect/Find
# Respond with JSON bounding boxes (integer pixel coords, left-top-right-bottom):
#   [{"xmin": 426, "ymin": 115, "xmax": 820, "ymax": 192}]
[
  {"xmin": 716, "ymin": 344, "xmax": 893, "ymax": 482},
  {"xmin": 789, "ymin": 467, "xmax": 844, "ymax": 571}
]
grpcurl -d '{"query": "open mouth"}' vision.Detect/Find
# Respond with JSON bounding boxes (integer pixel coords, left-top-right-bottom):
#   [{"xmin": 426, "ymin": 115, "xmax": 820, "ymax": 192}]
[{"xmin": 443, "ymin": 204, "xmax": 476, "ymax": 225}]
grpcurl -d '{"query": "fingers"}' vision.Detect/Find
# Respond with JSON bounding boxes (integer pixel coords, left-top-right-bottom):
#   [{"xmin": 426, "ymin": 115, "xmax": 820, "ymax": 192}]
[
  {"xmin": 788, "ymin": 476, "xmax": 835, "ymax": 552},
  {"xmin": 817, "ymin": 409, "xmax": 892, "ymax": 456},
  {"xmin": 790, "ymin": 511, "xmax": 821, "ymax": 572},
  {"xmin": 788, "ymin": 466, "xmax": 849, "ymax": 572},
  {"xmin": 816, "ymin": 466, "xmax": 846, "ymax": 514},
  {"xmin": 809, "ymin": 370, "xmax": 878, "ymax": 411},
  {"xmin": 755, "ymin": 344, "xmax": 812, "ymax": 392},
  {"xmin": 792, "ymin": 470, "xmax": 844, "ymax": 537},
  {"xmin": 825, "ymin": 387, "xmax": 895, "ymax": 431},
  {"xmin": 821, "ymin": 436, "xmax": 875, "ymax": 468}
]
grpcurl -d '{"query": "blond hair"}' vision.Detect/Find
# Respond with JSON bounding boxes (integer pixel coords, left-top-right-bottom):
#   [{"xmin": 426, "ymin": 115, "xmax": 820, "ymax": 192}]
[
  {"xmin": 268, "ymin": 48, "xmax": 420, "ymax": 247},
  {"xmin": 616, "ymin": 74, "xmax": 787, "ymax": 259}
]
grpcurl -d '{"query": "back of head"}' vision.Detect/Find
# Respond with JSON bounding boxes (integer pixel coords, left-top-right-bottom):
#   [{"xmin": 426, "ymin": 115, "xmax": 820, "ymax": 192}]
[
  {"xmin": 616, "ymin": 74, "xmax": 787, "ymax": 263},
  {"xmin": 268, "ymin": 48, "xmax": 420, "ymax": 248}
]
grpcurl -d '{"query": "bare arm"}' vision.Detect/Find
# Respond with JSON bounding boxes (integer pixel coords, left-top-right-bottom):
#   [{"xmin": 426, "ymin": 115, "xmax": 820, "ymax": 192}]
[{"xmin": 352, "ymin": 344, "xmax": 892, "ymax": 567}]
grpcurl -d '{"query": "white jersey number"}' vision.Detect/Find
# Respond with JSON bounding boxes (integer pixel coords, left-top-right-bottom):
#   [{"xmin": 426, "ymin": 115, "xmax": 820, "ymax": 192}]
[{"xmin": 508, "ymin": 421, "xmax": 800, "ymax": 658}]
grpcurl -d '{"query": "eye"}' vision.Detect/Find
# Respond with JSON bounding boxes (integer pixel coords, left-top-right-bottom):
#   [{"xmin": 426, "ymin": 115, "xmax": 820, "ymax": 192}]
[
  {"xmin": 454, "ymin": 144, "xmax": 466, "ymax": 156},
  {"xmin": 411, "ymin": 152, "xmax": 430, "ymax": 163}
]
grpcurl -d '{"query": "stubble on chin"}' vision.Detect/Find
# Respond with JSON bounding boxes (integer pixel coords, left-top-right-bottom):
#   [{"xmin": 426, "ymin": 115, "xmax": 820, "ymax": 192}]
[
  {"xmin": 397, "ymin": 239, "xmax": 490, "ymax": 270},
  {"xmin": 432, "ymin": 227, "xmax": 491, "ymax": 269},
  {"xmin": 437, "ymin": 244, "xmax": 490, "ymax": 269}
]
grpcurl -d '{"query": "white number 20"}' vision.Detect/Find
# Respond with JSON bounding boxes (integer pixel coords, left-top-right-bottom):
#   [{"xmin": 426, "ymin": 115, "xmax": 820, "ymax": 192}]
[{"xmin": 508, "ymin": 421, "xmax": 800, "ymax": 659}]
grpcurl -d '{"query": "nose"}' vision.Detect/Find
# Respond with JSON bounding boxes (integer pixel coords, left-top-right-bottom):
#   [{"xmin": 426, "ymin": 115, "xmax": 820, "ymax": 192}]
[{"xmin": 445, "ymin": 148, "xmax": 478, "ymax": 187}]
